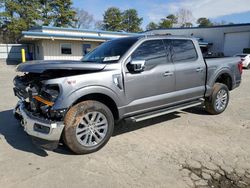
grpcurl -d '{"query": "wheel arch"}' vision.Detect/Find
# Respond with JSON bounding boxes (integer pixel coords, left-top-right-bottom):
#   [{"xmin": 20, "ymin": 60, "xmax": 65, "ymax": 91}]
[
  {"xmin": 214, "ymin": 72, "xmax": 233, "ymax": 90},
  {"xmin": 72, "ymin": 92, "xmax": 120, "ymax": 121}
]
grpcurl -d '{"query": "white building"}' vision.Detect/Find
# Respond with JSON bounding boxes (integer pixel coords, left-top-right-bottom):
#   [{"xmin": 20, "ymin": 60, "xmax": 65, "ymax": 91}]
[
  {"xmin": 145, "ymin": 23, "xmax": 250, "ymax": 56},
  {"xmin": 20, "ymin": 24, "xmax": 250, "ymax": 61},
  {"xmin": 20, "ymin": 26, "xmax": 138, "ymax": 61}
]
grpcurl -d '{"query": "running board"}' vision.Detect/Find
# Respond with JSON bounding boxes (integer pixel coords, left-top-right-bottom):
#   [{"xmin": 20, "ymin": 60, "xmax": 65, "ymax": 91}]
[{"xmin": 127, "ymin": 100, "xmax": 204, "ymax": 123}]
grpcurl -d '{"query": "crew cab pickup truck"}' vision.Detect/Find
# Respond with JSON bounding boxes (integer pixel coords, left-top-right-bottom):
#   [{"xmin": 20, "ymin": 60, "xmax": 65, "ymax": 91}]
[{"xmin": 13, "ymin": 35, "xmax": 242, "ymax": 154}]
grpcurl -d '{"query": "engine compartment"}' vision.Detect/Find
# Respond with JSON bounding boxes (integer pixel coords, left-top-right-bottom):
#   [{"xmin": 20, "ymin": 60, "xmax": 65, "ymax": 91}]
[{"xmin": 13, "ymin": 72, "xmax": 63, "ymax": 120}]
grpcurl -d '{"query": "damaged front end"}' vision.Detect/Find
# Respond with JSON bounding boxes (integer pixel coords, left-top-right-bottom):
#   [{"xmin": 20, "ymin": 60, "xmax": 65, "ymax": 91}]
[
  {"xmin": 13, "ymin": 72, "xmax": 66, "ymax": 150},
  {"xmin": 14, "ymin": 73, "xmax": 67, "ymax": 119},
  {"xmin": 13, "ymin": 60, "xmax": 106, "ymax": 150}
]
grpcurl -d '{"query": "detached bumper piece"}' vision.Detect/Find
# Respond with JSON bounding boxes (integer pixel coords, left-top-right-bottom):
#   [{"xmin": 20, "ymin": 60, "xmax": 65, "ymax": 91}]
[{"xmin": 14, "ymin": 101, "xmax": 64, "ymax": 150}]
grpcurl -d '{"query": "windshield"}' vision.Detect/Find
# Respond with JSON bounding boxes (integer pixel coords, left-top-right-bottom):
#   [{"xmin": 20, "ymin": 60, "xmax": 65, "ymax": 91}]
[{"xmin": 82, "ymin": 37, "xmax": 138, "ymax": 63}]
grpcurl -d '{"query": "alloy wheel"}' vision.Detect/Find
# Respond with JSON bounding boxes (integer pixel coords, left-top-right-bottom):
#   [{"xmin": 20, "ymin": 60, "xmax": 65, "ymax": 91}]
[{"xmin": 75, "ymin": 111, "xmax": 108, "ymax": 147}]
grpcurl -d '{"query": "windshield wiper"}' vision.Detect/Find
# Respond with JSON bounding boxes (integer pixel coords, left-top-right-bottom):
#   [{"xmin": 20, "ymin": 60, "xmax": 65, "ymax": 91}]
[{"xmin": 82, "ymin": 60, "xmax": 98, "ymax": 62}]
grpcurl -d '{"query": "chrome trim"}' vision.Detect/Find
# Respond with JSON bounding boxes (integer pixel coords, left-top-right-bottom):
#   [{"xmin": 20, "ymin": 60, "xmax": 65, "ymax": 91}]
[
  {"xmin": 15, "ymin": 101, "xmax": 64, "ymax": 141},
  {"xmin": 131, "ymin": 101, "xmax": 203, "ymax": 122}
]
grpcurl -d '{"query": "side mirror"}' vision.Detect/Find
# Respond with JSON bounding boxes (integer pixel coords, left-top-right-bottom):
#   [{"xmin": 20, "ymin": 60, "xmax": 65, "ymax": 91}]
[{"xmin": 127, "ymin": 60, "xmax": 145, "ymax": 73}]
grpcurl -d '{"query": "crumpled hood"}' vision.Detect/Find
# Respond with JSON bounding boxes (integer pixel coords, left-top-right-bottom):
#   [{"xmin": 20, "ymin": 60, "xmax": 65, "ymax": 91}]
[{"xmin": 16, "ymin": 60, "xmax": 106, "ymax": 73}]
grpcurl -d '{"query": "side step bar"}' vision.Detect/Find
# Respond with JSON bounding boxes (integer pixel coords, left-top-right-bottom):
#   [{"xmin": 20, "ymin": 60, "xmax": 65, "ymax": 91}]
[{"xmin": 127, "ymin": 100, "xmax": 204, "ymax": 123}]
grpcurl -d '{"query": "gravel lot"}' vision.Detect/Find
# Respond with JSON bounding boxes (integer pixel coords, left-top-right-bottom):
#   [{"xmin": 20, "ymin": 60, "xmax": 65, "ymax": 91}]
[{"xmin": 0, "ymin": 62, "xmax": 250, "ymax": 188}]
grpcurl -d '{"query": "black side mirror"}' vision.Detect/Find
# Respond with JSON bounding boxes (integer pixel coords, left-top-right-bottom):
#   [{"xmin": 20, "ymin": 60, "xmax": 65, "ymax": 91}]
[{"xmin": 127, "ymin": 60, "xmax": 145, "ymax": 73}]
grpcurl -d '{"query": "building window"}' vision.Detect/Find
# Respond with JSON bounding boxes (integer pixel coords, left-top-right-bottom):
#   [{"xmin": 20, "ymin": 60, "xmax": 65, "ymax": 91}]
[
  {"xmin": 83, "ymin": 44, "xmax": 91, "ymax": 55},
  {"xmin": 61, "ymin": 43, "xmax": 72, "ymax": 54}
]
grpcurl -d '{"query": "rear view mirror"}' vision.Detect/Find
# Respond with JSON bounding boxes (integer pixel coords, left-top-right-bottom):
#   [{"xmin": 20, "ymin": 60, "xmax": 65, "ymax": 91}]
[{"xmin": 127, "ymin": 60, "xmax": 145, "ymax": 73}]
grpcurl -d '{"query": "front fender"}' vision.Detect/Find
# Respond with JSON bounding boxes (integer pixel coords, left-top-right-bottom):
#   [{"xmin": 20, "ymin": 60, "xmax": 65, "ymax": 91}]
[{"xmin": 52, "ymin": 85, "xmax": 121, "ymax": 110}]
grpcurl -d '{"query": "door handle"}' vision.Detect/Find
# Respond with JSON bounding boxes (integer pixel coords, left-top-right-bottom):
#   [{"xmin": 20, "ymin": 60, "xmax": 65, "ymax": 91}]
[
  {"xmin": 163, "ymin": 71, "xmax": 174, "ymax": 77},
  {"xmin": 196, "ymin": 67, "xmax": 203, "ymax": 72}
]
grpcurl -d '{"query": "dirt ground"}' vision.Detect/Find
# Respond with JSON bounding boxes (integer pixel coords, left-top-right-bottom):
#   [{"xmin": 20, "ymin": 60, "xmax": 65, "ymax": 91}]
[{"xmin": 0, "ymin": 63, "xmax": 250, "ymax": 188}]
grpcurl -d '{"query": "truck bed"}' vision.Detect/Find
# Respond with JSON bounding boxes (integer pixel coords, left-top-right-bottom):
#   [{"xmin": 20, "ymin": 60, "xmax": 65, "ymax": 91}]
[{"xmin": 205, "ymin": 57, "xmax": 242, "ymax": 95}]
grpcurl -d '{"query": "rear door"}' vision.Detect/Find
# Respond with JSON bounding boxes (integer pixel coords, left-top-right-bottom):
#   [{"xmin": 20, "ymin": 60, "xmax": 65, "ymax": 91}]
[
  {"xmin": 123, "ymin": 39, "xmax": 175, "ymax": 115},
  {"xmin": 166, "ymin": 39, "xmax": 206, "ymax": 102}
]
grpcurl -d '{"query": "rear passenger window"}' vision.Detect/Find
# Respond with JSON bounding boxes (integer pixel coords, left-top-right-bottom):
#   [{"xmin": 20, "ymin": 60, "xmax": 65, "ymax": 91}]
[
  {"xmin": 131, "ymin": 40, "xmax": 167, "ymax": 64},
  {"xmin": 171, "ymin": 40, "xmax": 198, "ymax": 62}
]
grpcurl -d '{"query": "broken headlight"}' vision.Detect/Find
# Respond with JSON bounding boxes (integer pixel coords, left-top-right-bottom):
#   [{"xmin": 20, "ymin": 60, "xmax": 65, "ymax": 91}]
[
  {"xmin": 40, "ymin": 84, "xmax": 60, "ymax": 102},
  {"xmin": 37, "ymin": 85, "xmax": 60, "ymax": 116}
]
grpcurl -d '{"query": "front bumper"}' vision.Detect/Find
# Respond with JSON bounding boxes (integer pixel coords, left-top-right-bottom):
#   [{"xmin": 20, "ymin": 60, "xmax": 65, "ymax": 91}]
[{"xmin": 14, "ymin": 101, "xmax": 65, "ymax": 150}]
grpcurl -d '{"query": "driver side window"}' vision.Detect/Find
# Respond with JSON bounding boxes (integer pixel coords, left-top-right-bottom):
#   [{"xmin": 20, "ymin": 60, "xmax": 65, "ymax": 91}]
[{"xmin": 131, "ymin": 40, "xmax": 166, "ymax": 66}]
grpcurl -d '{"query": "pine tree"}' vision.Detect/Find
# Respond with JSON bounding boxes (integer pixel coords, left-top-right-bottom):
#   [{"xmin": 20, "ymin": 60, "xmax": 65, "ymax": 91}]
[
  {"xmin": 146, "ymin": 22, "xmax": 158, "ymax": 30},
  {"xmin": 0, "ymin": 0, "xmax": 76, "ymax": 42},
  {"xmin": 122, "ymin": 9, "xmax": 143, "ymax": 32},
  {"xmin": 197, "ymin": 17, "xmax": 213, "ymax": 27},
  {"xmin": 50, "ymin": 0, "xmax": 76, "ymax": 27},
  {"xmin": 103, "ymin": 7, "xmax": 123, "ymax": 31},
  {"xmin": 1, "ymin": 0, "xmax": 40, "ymax": 43},
  {"xmin": 39, "ymin": 0, "xmax": 54, "ymax": 26},
  {"xmin": 159, "ymin": 14, "xmax": 178, "ymax": 29}
]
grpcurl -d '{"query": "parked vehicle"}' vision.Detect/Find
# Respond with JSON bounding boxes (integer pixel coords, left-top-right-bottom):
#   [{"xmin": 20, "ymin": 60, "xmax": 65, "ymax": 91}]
[
  {"xmin": 13, "ymin": 35, "xmax": 242, "ymax": 154},
  {"xmin": 235, "ymin": 54, "xmax": 250, "ymax": 69}
]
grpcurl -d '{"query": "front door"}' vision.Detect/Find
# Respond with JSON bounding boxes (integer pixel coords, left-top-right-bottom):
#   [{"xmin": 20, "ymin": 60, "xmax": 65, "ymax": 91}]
[{"xmin": 123, "ymin": 39, "xmax": 175, "ymax": 116}]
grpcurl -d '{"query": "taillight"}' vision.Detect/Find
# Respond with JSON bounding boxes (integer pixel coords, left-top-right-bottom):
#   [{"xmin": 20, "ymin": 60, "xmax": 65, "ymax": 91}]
[{"xmin": 238, "ymin": 61, "xmax": 243, "ymax": 74}]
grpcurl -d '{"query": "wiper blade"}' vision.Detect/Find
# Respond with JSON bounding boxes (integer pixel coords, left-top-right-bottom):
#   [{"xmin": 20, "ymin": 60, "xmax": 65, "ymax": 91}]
[{"xmin": 82, "ymin": 60, "xmax": 97, "ymax": 62}]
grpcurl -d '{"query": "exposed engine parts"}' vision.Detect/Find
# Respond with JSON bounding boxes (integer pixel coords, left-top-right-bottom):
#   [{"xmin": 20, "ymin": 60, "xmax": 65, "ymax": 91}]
[{"xmin": 13, "ymin": 73, "xmax": 62, "ymax": 120}]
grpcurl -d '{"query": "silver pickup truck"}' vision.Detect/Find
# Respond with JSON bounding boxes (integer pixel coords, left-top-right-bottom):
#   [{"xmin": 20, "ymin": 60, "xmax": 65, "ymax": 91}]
[{"xmin": 13, "ymin": 35, "xmax": 242, "ymax": 154}]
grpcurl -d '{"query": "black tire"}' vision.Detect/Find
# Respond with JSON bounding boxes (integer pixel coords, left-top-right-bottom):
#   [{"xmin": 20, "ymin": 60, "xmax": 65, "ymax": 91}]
[
  {"xmin": 63, "ymin": 100, "xmax": 114, "ymax": 154},
  {"xmin": 205, "ymin": 83, "xmax": 229, "ymax": 115}
]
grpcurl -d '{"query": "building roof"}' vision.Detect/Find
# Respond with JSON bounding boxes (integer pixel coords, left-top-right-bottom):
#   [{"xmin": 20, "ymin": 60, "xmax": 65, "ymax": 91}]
[
  {"xmin": 21, "ymin": 26, "xmax": 140, "ymax": 42},
  {"xmin": 145, "ymin": 23, "xmax": 250, "ymax": 32},
  {"xmin": 21, "ymin": 31, "xmax": 115, "ymax": 42},
  {"xmin": 21, "ymin": 26, "xmax": 212, "ymax": 47},
  {"xmin": 30, "ymin": 26, "xmax": 137, "ymax": 35}
]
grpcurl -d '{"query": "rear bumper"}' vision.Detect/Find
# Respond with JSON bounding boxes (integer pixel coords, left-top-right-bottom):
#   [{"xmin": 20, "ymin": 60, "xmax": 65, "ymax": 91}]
[{"xmin": 14, "ymin": 101, "xmax": 64, "ymax": 150}]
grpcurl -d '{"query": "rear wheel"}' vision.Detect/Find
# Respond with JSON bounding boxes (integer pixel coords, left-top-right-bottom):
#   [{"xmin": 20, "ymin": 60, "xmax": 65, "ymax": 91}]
[
  {"xmin": 63, "ymin": 100, "xmax": 114, "ymax": 154},
  {"xmin": 205, "ymin": 83, "xmax": 229, "ymax": 115}
]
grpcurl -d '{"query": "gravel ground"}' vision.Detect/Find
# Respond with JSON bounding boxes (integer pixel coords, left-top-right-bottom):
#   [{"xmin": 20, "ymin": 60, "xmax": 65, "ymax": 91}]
[{"xmin": 0, "ymin": 63, "xmax": 250, "ymax": 188}]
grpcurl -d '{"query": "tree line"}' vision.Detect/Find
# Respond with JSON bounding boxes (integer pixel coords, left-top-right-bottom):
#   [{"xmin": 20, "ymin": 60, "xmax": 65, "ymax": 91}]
[
  {"xmin": 0, "ymin": 0, "xmax": 234, "ymax": 43},
  {"xmin": 0, "ymin": 0, "xmax": 76, "ymax": 43},
  {"xmin": 146, "ymin": 9, "xmax": 234, "ymax": 30},
  {"xmin": 0, "ymin": 1, "xmax": 144, "ymax": 43}
]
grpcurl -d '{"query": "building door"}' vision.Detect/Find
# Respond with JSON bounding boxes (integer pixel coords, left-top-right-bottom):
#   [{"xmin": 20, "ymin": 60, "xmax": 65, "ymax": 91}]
[
  {"xmin": 83, "ymin": 44, "xmax": 91, "ymax": 56},
  {"xmin": 224, "ymin": 32, "xmax": 250, "ymax": 56}
]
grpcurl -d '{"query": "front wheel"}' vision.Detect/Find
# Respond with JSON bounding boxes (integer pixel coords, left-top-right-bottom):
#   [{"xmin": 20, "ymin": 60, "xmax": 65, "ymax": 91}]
[
  {"xmin": 205, "ymin": 83, "xmax": 229, "ymax": 115},
  {"xmin": 63, "ymin": 100, "xmax": 114, "ymax": 154}
]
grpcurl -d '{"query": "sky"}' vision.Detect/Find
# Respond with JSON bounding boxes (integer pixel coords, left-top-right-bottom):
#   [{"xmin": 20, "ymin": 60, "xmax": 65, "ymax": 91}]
[{"xmin": 73, "ymin": 0, "xmax": 250, "ymax": 29}]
